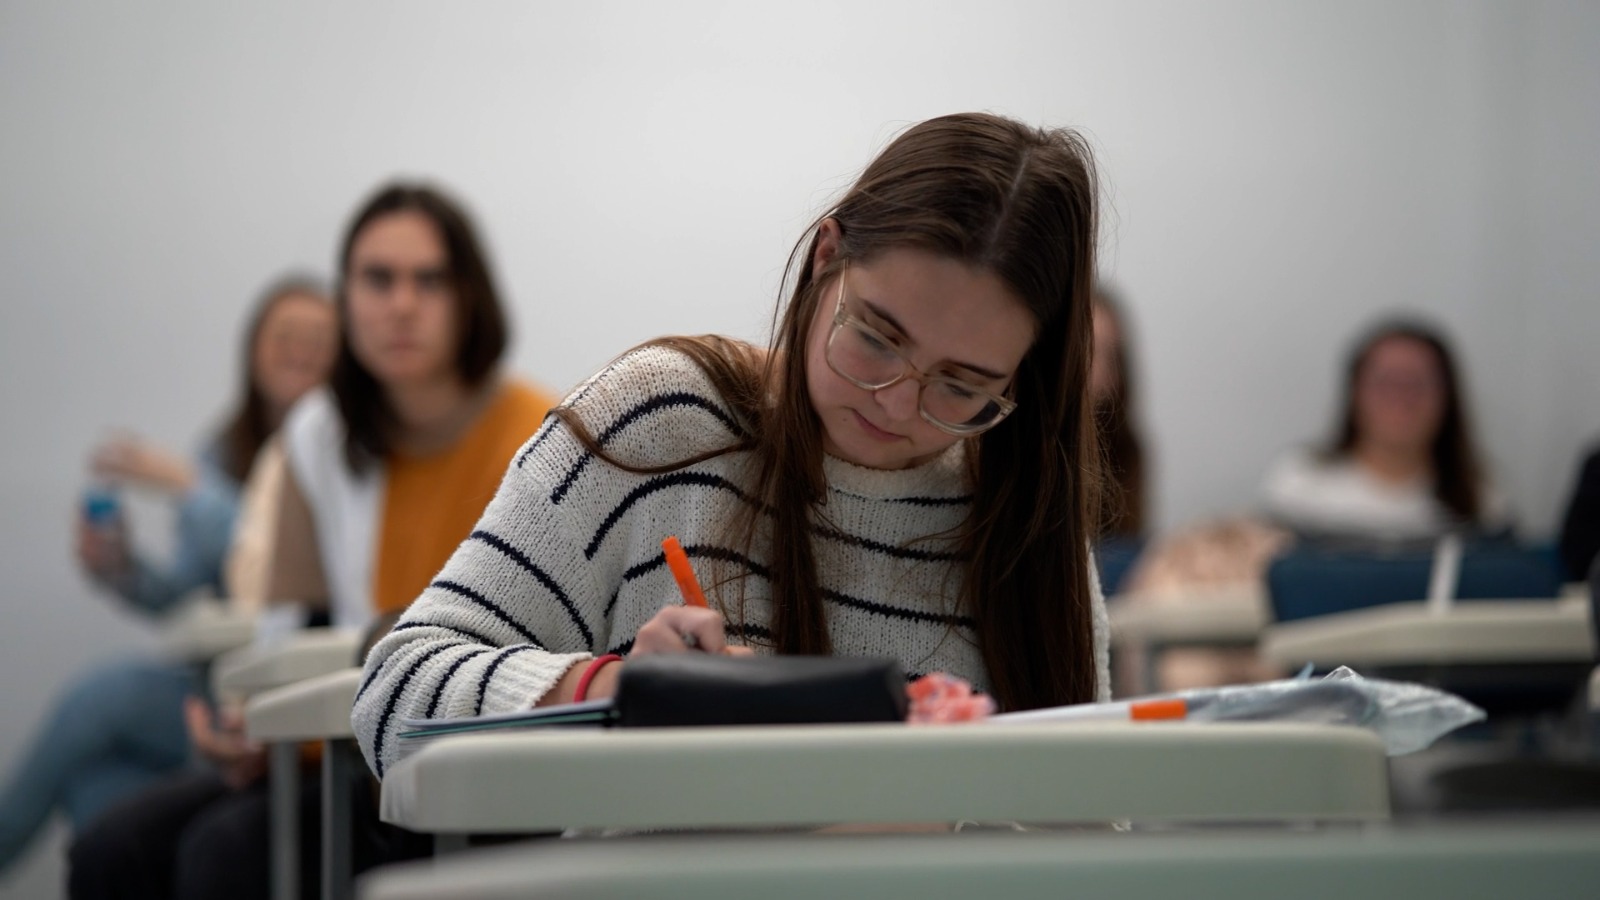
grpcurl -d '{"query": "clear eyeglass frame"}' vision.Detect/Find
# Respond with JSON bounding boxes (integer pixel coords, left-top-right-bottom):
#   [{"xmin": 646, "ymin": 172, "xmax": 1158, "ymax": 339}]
[{"xmin": 823, "ymin": 272, "xmax": 1018, "ymax": 437}]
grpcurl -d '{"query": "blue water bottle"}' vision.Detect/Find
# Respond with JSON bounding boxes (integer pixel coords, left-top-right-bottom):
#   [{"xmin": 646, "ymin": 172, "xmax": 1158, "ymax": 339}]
[{"xmin": 83, "ymin": 482, "xmax": 122, "ymax": 528}]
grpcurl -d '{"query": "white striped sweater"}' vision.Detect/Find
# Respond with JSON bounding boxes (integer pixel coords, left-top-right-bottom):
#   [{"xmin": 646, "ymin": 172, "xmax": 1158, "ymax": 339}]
[{"xmin": 353, "ymin": 344, "xmax": 1110, "ymax": 775}]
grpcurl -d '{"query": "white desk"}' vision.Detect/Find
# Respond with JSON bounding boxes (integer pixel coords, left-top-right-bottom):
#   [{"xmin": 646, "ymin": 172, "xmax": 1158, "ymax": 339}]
[
  {"xmin": 246, "ymin": 668, "xmax": 364, "ymax": 900},
  {"xmin": 1261, "ymin": 599, "xmax": 1595, "ymax": 668},
  {"xmin": 212, "ymin": 629, "xmax": 362, "ymax": 699},
  {"xmin": 1110, "ymin": 585, "xmax": 1269, "ymax": 644},
  {"xmin": 160, "ymin": 600, "xmax": 255, "ymax": 662},
  {"xmin": 1108, "ymin": 585, "xmax": 1268, "ymax": 692},
  {"xmin": 381, "ymin": 722, "xmax": 1389, "ymax": 838},
  {"xmin": 214, "ymin": 633, "xmax": 361, "ymax": 900},
  {"xmin": 358, "ymin": 822, "xmax": 1600, "ymax": 900},
  {"xmin": 246, "ymin": 668, "xmax": 361, "ymax": 742}
]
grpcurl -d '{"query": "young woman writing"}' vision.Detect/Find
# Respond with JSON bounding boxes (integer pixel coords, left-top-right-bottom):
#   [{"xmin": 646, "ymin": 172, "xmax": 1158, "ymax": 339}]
[{"xmin": 355, "ymin": 113, "xmax": 1112, "ymax": 777}]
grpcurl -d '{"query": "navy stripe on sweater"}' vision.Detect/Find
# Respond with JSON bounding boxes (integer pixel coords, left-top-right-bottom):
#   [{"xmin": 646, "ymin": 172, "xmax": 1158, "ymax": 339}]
[
  {"xmin": 875, "ymin": 494, "xmax": 972, "ymax": 507},
  {"xmin": 372, "ymin": 642, "xmax": 462, "ymax": 776},
  {"xmin": 513, "ymin": 414, "xmax": 563, "ymax": 468},
  {"xmin": 430, "ymin": 579, "xmax": 549, "ymax": 650},
  {"xmin": 584, "ymin": 471, "xmax": 754, "ymax": 559},
  {"xmin": 422, "ymin": 647, "xmax": 492, "ymax": 719},
  {"xmin": 822, "ymin": 588, "xmax": 975, "ymax": 630},
  {"xmin": 812, "ymin": 524, "xmax": 960, "ymax": 563},
  {"xmin": 604, "ymin": 622, "xmax": 774, "ymax": 657},
  {"xmin": 620, "ymin": 544, "xmax": 772, "ymax": 584},
  {"xmin": 550, "ymin": 391, "xmax": 747, "ymax": 505},
  {"xmin": 355, "ymin": 621, "xmax": 503, "ymax": 705},
  {"xmin": 389, "ymin": 618, "xmax": 503, "ymax": 648},
  {"xmin": 613, "ymin": 544, "xmax": 965, "ymax": 631},
  {"xmin": 474, "ymin": 645, "xmax": 550, "ymax": 715},
  {"xmin": 468, "ymin": 530, "xmax": 594, "ymax": 649}
]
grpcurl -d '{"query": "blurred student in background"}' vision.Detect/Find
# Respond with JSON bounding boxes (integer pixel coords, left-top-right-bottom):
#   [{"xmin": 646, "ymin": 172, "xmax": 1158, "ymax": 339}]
[
  {"xmin": 70, "ymin": 182, "xmax": 558, "ymax": 900},
  {"xmin": 1089, "ymin": 286, "xmax": 1147, "ymax": 595},
  {"xmin": 1558, "ymin": 443, "xmax": 1600, "ymax": 584},
  {"xmin": 0, "ymin": 280, "xmax": 336, "ymax": 875},
  {"xmin": 1091, "ymin": 286, "xmax": 1146, "ymax": 539},
  {"xmin": 1262, "ymin": 319, "xmax": 1509, "ymax": 543},
  {"xmin": 1556, "ymin": 442, "xmax": 1600, "ymax": 657}
]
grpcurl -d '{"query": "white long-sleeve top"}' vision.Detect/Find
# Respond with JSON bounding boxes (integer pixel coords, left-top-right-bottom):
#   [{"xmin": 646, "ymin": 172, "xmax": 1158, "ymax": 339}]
[{"xmin": 1261, "ymin": 448, "xmax": 1510, "ymax": 542}]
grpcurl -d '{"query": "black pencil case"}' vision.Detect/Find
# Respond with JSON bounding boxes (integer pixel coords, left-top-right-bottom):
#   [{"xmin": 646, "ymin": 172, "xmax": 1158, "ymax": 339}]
[{"xmin": 612, "ymin": 653, "xmax": 908, "ymax": 727}]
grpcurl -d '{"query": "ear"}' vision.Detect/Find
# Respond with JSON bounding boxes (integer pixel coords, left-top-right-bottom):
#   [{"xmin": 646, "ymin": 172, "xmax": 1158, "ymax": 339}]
[{"xmin": 810, "ymin": 217, "xmax": 842, "ymax": 275}]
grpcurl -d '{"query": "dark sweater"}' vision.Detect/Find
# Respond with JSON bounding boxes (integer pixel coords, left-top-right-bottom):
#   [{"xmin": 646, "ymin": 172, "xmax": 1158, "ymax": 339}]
[{"xmin": 1558, "ymin": 446, "xmax": 1600, "ymax": 582}]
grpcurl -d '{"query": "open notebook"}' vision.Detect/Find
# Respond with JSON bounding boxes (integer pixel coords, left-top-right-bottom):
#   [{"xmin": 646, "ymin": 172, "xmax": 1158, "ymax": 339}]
[{"xmin": 395, "ymin": 699, "xmax": 615, "ymax": 760}]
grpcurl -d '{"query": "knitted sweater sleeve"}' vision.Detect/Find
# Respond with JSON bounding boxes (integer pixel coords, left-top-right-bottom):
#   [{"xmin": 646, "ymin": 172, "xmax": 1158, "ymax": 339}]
[
  {"xmin": 351, "ymin": 413, "xmax": 611, "ymax": 777},
  {"xmin": 351, "ymin": 345, "xmax": 746, "ymax": 776}
]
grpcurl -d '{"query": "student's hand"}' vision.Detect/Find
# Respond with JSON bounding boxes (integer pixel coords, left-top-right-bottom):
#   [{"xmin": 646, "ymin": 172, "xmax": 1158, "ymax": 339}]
[
  {"xmin": 75, "ymin": 516, "xmax": 131, "ymax": 583},
  {"xmin": 91, "ymin": 434, "xmax": 196, "ymax": 494},
  {"xmin": 537, "ymin": 606, "xmax": 753, "ymax": 707},
  {"xmin": 185, "ymin": 697, "xmax": 267, "ymax": 789},
  {"xmin": 632, "ymin": 605, "xmax": 753, "ymax": 658}
]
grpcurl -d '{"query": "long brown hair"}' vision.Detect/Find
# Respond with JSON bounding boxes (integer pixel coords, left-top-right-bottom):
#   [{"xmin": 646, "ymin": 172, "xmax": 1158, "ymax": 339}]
[
  {"xmin": 1327, "ymin": 319, "xmax": 1484, "ymax": 521},
  {"xmin": 1092, "ymin": 285, "xmax": 1146, "ymax": 538},
  {"xmin": 558, "ymin": 113, "xmax": 1101, "ymax": 711},
  {"xmin": 215, "ymin": 277, "xmax": 332, "ymax": 482},
  {"xmin": 331, "ymin": 183, "xmax": 509, "ymax": 472}
]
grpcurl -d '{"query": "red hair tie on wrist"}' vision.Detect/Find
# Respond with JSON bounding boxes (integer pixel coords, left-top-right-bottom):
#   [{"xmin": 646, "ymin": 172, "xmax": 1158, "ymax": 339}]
[{"xmin": 573, "ymin": 654, "xmax": 623, "ymax": 703}]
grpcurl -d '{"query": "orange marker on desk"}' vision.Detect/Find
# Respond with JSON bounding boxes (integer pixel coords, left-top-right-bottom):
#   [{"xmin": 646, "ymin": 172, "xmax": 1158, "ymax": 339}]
[
  {"xmin": 661, "ymin": 536, "xmax": 709, "ymax": 608},
  {"xmin": 991, "ymin": 696, "xmax": 1189, "ymax": 724},
  {"xmin": 1129, "ymin": 698, "xmax": 1188, "ymax": 722}
]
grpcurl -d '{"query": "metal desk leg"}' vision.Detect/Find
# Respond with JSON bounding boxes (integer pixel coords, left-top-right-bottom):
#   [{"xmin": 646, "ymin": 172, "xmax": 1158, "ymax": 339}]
[
  {"xmin": 1140, "ymin": 640, "xmax": 1161, "ymax": 695},
  {"xmin": 323, "ymin": 739, "xmax": 355, "ymax": 900},
  {"xmin": 270, "ymin": 741, "xmax": 301, "ymax": 900}
]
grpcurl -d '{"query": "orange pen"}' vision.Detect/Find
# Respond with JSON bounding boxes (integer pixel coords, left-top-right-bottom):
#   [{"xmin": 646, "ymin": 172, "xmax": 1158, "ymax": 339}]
[{"xmin": 661, "ymin": 536, "xmax": 709, "ymax": 608}]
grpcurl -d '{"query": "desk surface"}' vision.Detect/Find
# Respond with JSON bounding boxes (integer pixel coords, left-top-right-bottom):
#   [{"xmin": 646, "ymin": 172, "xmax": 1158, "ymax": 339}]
[
  {"xmin": 358, "ymin": 822, "xmax": 1600, "ymax": 900},
  {"xmin": 1107, "ymin": 585, "xmax": 1267, "ymax": 644},
  {"xmin": 212, "ymin": 629, "xmax": 362, "ymax": 699},
  {"xmin": 245, "ymin": 667, "xmax": 362, "ymax": 742},
  {"xmin": 381, "ymin": 721, "xmax": 1388, "ymax": 834},
  {"xmin": 160, "ymin": 600, "xmax": 254, "ymax": 662},
  {"xmin": 1261, "ymin": 599, "xmax": 1594, "ymax": 667}
]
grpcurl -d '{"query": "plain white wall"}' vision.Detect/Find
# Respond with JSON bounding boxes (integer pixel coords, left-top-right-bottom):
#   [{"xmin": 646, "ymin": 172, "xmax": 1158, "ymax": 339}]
[{"xmin": 2, "ymin": 2, "xmax": 1597, "ymax": 895}]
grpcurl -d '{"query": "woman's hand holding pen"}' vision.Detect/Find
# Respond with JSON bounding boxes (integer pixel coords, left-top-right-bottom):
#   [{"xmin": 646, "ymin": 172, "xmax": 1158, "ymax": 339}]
[
  {"xmin": 555, "ymin": 607, "xmax": 750, "ymax": 705},
  {"xmin": 536, "ymin": 535, "xmax": 748, "ymax": 708},
  {"xmin": 640, "ymin": 534, "xmax": 751, "ymax": 656},
  {"xmin": 535, "ymin": 602, "xmax": 751, "ymax": 707},
  {"xmin": 633, "ymin": 536, "xmax": 751, "ymax": 658},
  {"xmin": 632, "ymin": 605, "xmax": 751, "ymax": 658}
]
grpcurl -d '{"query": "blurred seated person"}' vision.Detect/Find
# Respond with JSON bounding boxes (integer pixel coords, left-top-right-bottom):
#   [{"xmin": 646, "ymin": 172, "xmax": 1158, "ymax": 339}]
[
  {"xmin": 1557, "ymin": 442, "xmax": 1600, "ymax": 656},
  {"xmin": 1114, "ymin": 517, "xmax": 1291, "ymax": 694},
  {"xmin": 1558, "ymin": 443, "xmax": 1600, "ymax": 584},
  {"xmin": 68, "ymin": 181, "xmax": 557, "ymax": 900},
  {"xmin": 1262, "ymin": 318, "xmax": 1510, "ymax": 545},
  {"xmin": 1089, "ymin": 286, "xmax": 1148, "ymax": 594},
  {"xmin": 0, "ymin": 279, "xmax": 335, "ymax": 876}
]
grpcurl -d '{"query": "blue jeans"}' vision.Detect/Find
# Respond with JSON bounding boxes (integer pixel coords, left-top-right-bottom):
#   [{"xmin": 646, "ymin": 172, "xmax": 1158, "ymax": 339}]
[{"xmin": 0, "ymin": 657, "xmax": 195, "ymax": 872}]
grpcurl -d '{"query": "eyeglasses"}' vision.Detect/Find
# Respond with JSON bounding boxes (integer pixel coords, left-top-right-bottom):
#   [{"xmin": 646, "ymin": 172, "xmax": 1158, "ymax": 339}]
[{"xmin": 824, "ymin": 272, "xmax": 1018, "ymax": 436}]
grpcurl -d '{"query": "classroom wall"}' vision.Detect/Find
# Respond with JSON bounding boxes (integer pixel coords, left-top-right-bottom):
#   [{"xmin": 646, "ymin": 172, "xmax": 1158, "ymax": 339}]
[{"xmin": 1, "ymin": 2, "xmax": 1596, "ymax": 895}]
